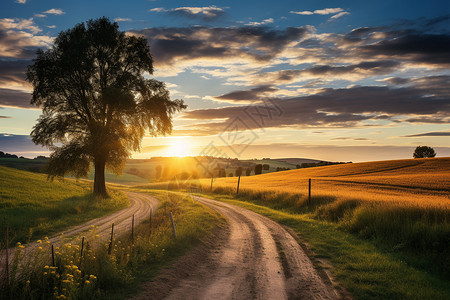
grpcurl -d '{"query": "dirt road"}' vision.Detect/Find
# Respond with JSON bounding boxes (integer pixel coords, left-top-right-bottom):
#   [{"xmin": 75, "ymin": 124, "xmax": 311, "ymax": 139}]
[
  {"xmin": 135, "ymin": 195, "xmax": 340, "ymax": 300},
  {"xmin": 1, "ymin": 191, "xmax": 158, "ymax": 265},
  {"xmin": 53, "ymin": 191, "xmax": 158, "ymax": 242}
]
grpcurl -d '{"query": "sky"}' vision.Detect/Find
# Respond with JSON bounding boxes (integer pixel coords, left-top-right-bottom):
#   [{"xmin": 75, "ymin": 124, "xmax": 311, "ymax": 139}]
[{"xmin": 0, "ymin": 0, "xmax": 449, "ymax": 162}]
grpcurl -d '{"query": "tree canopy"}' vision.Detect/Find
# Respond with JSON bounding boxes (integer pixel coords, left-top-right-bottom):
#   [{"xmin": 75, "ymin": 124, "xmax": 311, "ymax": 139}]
[
  {"xmin": 413, "ymin": 146, "xmax": 436, "ymax": 158},
  {"xmin": 27, "ymin": 17, "xmax": 186, "ymax": 197}
]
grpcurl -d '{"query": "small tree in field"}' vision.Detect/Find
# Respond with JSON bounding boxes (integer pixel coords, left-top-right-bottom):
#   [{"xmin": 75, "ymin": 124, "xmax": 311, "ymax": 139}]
[
  {"xmin": 254, "ymin": 164, "xmax": 263, "ymax": 175},
  {"xmin": 413, "ymin": 146, "xmax": 436, "ymax": 158},
  {"xmin": 27, "ymin": 18, "xmax": 186, "ymax": 197}
]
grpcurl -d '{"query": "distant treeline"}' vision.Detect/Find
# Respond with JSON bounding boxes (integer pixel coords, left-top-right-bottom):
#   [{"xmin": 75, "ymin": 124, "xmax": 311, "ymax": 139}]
[
  {"xmin": 0, "ymin": 151, "xmax": 21, "ymax": 159},
  {"xmin": 0, "ymin": 151, "xmax": 49, "ymax": 160},
  {"xmin": 0, "ymin": 152, "xmax": 50, "ymax": 173}
]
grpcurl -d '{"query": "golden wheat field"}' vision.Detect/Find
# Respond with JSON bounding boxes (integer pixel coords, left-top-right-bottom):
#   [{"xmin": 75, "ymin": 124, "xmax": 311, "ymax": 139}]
[{"xmin": 186, "ymin": 157, "xmax": 450, "ymax": 208}]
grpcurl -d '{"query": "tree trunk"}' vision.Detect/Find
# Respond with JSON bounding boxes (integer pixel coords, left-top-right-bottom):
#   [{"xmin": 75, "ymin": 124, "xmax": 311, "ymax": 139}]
[{"xmin": 94, "ymin": 157, "xmax": 108, "ymax": 198}]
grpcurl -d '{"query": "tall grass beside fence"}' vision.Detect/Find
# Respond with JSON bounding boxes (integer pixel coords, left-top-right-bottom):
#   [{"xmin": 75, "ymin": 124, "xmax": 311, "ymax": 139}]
[{"xmin": 0, "ymin": 191, "xmax": 222, "ymax": 300}]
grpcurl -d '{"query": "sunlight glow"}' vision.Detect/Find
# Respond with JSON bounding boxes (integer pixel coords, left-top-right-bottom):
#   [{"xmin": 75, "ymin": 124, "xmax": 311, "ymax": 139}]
[{"xmin": 166, "ymin": 138, "xmax": 191, "ymax": 157}]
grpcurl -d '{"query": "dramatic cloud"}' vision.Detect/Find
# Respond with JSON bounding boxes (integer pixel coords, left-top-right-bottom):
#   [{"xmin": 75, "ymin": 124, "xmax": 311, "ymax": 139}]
[
  {"xmin": 382, "ymin": 76, "xmax": 450, "ymax": 98},
  {"xmin": 15, "ymin": 0, "xmax": 27, "ymax": 4},
  {"xmin": 181, "ymin": 85, "xmax": 450, "ymax": 135},
  {"xmin": 403, "ymin": 131, "xmax": 450, "ymax": 137},
  {"xmin": 0, "ymin": 59, "xmax": 30, "ymax": 88},
  {"xmin": 150, "ymin": 6, "xmax": 226, "ymax": 20},
  {"xmin": 214, "ymin": 86, "xmax": 278, "ymax": 103},
  {"xmin": 132, "ymin": 26, "xmax": 309, "ymax": 67},
  {"xmin": 0, "ymin": 88, "xmax": 32, "ymax": 108},
  {"xmin": 0, "ymin": 18, "xmax": 52, "ymax": 58},
  {"xmin": 248, "ymin": 60, "xmax": 402, "ymax": 85},
  {"xmin": 130, "ymin": 18, "xmax": 449, "ymax": 85},
  {"xmin": 42, "ymin": 9, "xmax": 65, "ymax": 15},
  {"xmin": 0, "ymin": 18, "xmax": 41, "ymax": 34},
  {"xmin": 361, "ymin": 33, "xmax": 450, "ymax": 65}
]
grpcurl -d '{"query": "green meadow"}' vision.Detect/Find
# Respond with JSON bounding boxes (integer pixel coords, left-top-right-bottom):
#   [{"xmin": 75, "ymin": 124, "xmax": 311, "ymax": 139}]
[{"xmin": 0, "ymin": 166, "xmax": 128, "ymax": 244}]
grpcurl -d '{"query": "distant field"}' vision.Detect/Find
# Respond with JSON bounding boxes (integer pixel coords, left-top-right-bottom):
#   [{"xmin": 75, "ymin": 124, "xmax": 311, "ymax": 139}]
[
  {"xmin": 0, "ymin": 166, "xmax": 128, "ymax": 244},
  {"xmin": 198, "ymin": 157, "xmax": 450, "ymax": 207},
  {"xmin": 0, "ymin": 157, "xmax": 48, "ymax": 173},
  {"xmin": 241, "ymin": 158, "xmax": 297, "ymax": 172}
]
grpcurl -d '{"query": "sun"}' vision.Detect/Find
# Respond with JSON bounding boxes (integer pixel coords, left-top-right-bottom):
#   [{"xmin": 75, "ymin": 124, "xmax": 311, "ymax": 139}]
[{"xmin": 166, "ymin": 139, "xmax": 191, "ymax": 157}]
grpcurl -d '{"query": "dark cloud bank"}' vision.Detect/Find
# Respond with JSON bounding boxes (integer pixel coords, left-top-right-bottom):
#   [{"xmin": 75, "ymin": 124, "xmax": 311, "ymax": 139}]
[{"xmin": 183, "ymin": 82, "xmax": 450, "ymax": 134}]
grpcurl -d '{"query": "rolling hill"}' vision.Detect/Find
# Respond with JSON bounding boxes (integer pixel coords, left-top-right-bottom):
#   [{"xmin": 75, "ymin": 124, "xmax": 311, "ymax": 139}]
[
  {"xmin": 155, "ymin": 157, "xmax": 450, "ymax": 208},
  {"xmin": 0, "ymin": 165, "xmax": 127, "ymax": 244}
]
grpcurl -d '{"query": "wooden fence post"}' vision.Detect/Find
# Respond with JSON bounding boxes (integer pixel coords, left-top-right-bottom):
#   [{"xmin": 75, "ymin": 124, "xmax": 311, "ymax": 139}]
[
  {"xmin": 108, "ymin": 223, "xmax": 114, "ymax": 255},
  {"xmin": 236, "ymin": 175, "xmax": 241, "ymax": 195},
  {"xmin": 79, "ymin": 237, "xmax": 84, "ymax": 267},
  {"xmin": 308, "ymin": 178, "xmax": 311, "ymax": 205},
  {"xmin": 210, "ymin": 177, "xmax": 214, "ymax": 192},
  {"xmin": 169, "ymin": 212, "xmax": 177, "ymax": 239},
  {"xmin": 51, "ymin": 244, "xmax": 55, "ymax": 267}
]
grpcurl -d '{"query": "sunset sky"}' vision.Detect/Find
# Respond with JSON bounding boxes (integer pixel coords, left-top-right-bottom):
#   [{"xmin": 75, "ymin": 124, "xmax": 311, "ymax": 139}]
[{"xmin": 1, "ymin": 0, "xmax": 449, "ymax": 162}]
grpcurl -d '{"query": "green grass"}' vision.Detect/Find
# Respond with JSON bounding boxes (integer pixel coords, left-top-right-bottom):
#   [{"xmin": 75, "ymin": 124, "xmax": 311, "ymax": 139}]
[
  {"xmin": 0, "ymin": 166, "xmax": 129, "ymax": 245},
  {"xmin": 1, "ymin": 189, "xmax": 223, "ymax": 300},
  {"xmin": 199, "ymin": 192, "xmax": 450, "ymax": 300},
  {"xmin": 0, "ymin": 157, "xmax": 149, "ymax": 185},
  {"xmin": 0, "ymin": 157, "xmax": 47, "ymax": 173}
]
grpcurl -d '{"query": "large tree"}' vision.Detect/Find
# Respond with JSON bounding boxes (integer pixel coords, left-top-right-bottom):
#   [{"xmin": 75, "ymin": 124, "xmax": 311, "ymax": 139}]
[{"xmin": 27, "ymin": 17, "xmax": 186, "ymax": 197}]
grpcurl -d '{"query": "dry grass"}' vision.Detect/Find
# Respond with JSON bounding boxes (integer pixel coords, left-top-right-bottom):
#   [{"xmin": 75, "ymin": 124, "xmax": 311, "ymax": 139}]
[{"xmin": 186, "ymin": 157, "xmax": 450, "ymax": 208}]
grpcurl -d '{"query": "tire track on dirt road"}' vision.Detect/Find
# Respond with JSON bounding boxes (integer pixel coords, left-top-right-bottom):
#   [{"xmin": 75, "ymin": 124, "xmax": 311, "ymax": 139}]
[{"xmin": 134, "ymin": 195, "xmax": 341, "ymax": 300}]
